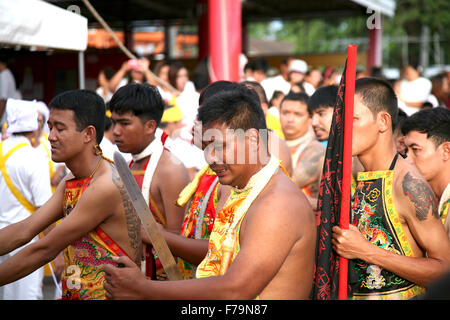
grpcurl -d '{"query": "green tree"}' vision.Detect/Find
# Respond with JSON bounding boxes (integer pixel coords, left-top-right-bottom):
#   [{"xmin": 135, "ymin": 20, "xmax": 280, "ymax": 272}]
[{"xmin": 248, "ymin": 0, "xmax": 449, "ymax": 68}]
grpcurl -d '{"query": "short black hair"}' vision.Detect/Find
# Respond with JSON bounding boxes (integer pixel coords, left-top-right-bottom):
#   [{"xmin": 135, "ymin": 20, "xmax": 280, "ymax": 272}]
[
  {"xmin": 307, "ymin": 85, "xmax": 339, "ymax": 115},
  {"xmin": 401, "ymin": 107, "xmax": 450, "ymax": 147},
  {"xmin": 198, "ymin": 81, "xmax": 240, "ymax": 106},
  {"xmin": 49, "ymin": 89, "xmax": 105, "ymax": 144},
  {"xmin": 198, "ymin": 85, "xmax": 267, "ymax": 132},
  {"xmin": 251, "ymin": 58, "xmax": 269, "ymax": 74},
  {"xmin": 241, "ymin": 81, "xmax": 269, "ymax": 105},
  {"xmin": 109, "ymin": 83, "xmax": 164, "ymax": 126},
  {"xmin": 355, "ymin": 77, "xmax": 398, "ymax": 130},
  {"xmin": 280, "ymin": 92, "xmax": 310, "ymax": 110}
]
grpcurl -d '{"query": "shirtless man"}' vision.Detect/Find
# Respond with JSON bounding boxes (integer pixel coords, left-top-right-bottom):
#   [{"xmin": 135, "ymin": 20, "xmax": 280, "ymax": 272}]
[
  {"xmin": 332, "ymin": 78, "xmax": 450, "ymax": 299},
  {"xmin": 0, "ymin": 90, "xmax": 141, "ymax": 300},
  {"xmin": 109, "ymin": 83, "xmax": 189, "ymax": 279},
  {"xmin": 280, "ymin": 92, "xmax": 325, "ymax": 202},
  {"xmin": 402, "ymin": 107, "xmax": 450, "ymax": 236},
  {"xmin": 104, "ymin": 84, "xmax": 316, "ymax": 299}
]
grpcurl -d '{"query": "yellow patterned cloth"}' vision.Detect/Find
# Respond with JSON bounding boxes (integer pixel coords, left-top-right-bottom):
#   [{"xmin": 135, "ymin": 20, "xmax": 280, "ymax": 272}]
[
  {"xmin": 196, "ymin": 156, "xmax": 281, "ymax": 279},
  {"xmin": 61, "ymin": 176, "xmax": 129, "ymax": 300},
  {"xmin": 350, "ymin": 169, "xmax": 425, "ymax": 300},
  {"xmin": 196, "ymin": 187, "xmax": 250, "ymax": 278}
]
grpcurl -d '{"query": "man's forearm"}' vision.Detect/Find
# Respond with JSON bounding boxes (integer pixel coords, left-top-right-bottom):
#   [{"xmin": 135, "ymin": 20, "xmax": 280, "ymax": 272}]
[
  {"xmin": 0, "ymin": 221, "xmax": 33, "ymax": 256},
  {"xmin": 138, "ymin": 274, "xmax": 244, "ymax": 300},
  {"xmin": 0, "ymin": 239, "xmax": 56, "ymax": 286},
  {"xmin": 362, "ymin": 245, "xmax": 450, "ymax": 286},
  {"xmin": 163, "ymin": 230, "xmax": 208, "ymax": 265}
]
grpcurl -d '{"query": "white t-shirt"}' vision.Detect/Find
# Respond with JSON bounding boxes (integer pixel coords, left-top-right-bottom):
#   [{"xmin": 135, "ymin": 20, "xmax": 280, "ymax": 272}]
[
  {"xmin": 303, "ymin": 82, "xmax": 316, "ymax": 97},
  {"xmin": 177, "ymin": 81, "xmax": 200, "ymax": 127},
  {"xmin": 164, "ymin": 136, "xmax": 206, "ymax": 170},
  {"xmin": 399, "ymin": 77, "xmax": 432, "ymax": 114},
  {"xmin": 0, "ymin": 135, "xmax": 52, "ymax": 228},
  {"xmin": 0, "ymin": 68, "xmax": 18, "ymax": 99},
  {"xmin": 261, "ymin": 75, "xmax": 291, "ymax": 102},
  {"xmin": 96, "ymin": 86, "xmax": 114, "ymax": 103}
]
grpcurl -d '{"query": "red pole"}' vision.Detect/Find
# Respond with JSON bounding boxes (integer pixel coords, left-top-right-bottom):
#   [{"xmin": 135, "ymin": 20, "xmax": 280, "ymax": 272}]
[
  {"xmin": 367, "ymin": 26, "xmax": 382, "ymax": 71},
  {"xmin": 338, "ymin": 44, "xmax": 357, "ymax": 300},
  {"xmin": 208, "ymin": 0, "xmax": 241, "ymax": 82}
]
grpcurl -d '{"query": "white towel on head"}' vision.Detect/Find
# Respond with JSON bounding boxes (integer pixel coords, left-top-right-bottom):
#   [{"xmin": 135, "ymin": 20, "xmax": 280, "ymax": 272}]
[
  {"xmin": 33, "ymin": 100, "xmax": 49, "ymax": 121},
  {"xmin": 6, "ymin": 98, "xmax": 39, "ymax": 134}
]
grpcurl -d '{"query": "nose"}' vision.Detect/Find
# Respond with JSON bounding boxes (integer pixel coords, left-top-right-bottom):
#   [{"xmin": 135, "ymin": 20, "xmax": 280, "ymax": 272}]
[
  {"xmin": 311, "ymin": 114, "xmax": 320, "ymax": 127},
  {"xmin": 204, "ymin": 145, "xmax": 216, "ymax": 165},
  {"xmin": 112, "ymin": 123, "xmax": 121, "ymax": 137},
  {"xmin": 204, "ymin": 144, "xmax": 224, "ymax": 165},
  {"xmin": 47, "ymin": 127, "xmax": 57, "ymax": 142}
]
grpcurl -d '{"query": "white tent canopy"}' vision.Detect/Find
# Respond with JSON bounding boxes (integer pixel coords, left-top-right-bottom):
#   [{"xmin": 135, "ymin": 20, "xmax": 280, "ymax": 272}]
[
  {"xmin": 0, "ymin": 0, "xmax": 87, "ymax": 51},
  {"xmin": 350, "ymin": 0, "xmax": 396, "ymax": 17}
]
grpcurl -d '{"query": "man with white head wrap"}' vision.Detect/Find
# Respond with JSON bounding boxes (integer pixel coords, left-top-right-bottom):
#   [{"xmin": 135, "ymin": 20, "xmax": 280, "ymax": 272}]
[
  {"xmin": 33, "ymin": 100, "xmax": 67, "ymax": 192},
  {"xmin": 0, "ymin": 98, "xmax": 52, "ymax": 299}
]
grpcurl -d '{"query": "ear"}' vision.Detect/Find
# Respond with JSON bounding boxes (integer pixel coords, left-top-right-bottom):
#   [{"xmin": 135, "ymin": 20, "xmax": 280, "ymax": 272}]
[
  {"xmin": 377, "ymin": 111, "xmax": 392, "ymax": 133},
  {"xmin": 246, "ymin": 128, "xmax": 260, "ymax": 164},
  {"xmin": 247, "ymin": 128, "xmax": 259, "ymax": 147},
  {"xmin": 83, "ymin": 125, "xmax": 97, "ymax": 144},
  {"xmin": 440, "ymin": 141, "xmax": 450, "ymax": 162},
  {"xmin": 143, "ymin": 119, "xmax": 157, "ymax": 135}
]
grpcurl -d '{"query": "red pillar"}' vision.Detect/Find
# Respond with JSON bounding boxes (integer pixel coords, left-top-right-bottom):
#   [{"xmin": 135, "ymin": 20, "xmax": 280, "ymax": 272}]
[
  {"xmin": 367, "ymin": 24, "xmax": 382, "ymax": 71},
  {"xmin": 208, "ymin": 0, "xmax": 241, "ymax": 82}
]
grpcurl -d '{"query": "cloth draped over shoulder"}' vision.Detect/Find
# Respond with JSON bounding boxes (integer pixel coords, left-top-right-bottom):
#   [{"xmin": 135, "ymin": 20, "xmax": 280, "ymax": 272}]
[
  {"xmin": 176, "ymin": 165, "xmax": 219, "ymax": 279},
  {"xmin": 61, "ymin": 159, "xmax": 130, "ymax": 300},
  {"xmin": 196, "ymin": 156, "xmax": 281, "ymax": 281}
]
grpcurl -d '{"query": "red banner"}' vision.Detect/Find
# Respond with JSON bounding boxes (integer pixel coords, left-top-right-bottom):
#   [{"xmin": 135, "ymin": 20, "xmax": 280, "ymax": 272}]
[
  {"xmin": 312, "ymin": 45, "xmax": 357, "ymax": 300},
  {"xmin": 338, "ymin": 44, "xmax": 357, "ymax": 300}
]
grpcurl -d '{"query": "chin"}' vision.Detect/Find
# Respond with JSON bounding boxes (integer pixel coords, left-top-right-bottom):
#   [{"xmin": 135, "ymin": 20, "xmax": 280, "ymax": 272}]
[
  {"xmin": 217, "ymin": 175, "xmax": 232, "ymax": 186},
  {"xmin": 116, "ymin": 145, "xmax": 132, "ymax": 154},
  {"xmin": 51, "ymin": 153, "xmax": 68, "ymax": 163}
]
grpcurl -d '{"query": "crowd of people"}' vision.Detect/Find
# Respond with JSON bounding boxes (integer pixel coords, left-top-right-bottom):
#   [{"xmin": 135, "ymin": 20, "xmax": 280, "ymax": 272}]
[{"xmin": 0, "ymin": 51, "xmax": 449, "ymax": 300}]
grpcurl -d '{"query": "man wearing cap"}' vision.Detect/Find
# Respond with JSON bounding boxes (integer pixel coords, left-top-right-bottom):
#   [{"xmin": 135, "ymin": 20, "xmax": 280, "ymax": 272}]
[
  {"xmin": 288, "ymin": 59, "xmax": 308, "ymax": 90},
  {"xmin": 0, "ymin": 99, "xmax": 52, "ymax": 299}
]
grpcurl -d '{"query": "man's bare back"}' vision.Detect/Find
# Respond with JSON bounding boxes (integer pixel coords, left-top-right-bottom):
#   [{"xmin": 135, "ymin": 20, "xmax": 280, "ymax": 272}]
[{"xmin": 96, "ymin": 161, "xmax": 142, "ymax": 264}]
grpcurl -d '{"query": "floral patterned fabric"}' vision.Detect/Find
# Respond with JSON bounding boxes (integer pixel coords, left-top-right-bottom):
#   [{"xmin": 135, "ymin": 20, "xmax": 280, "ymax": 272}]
[
  {"xmin": 61, "ymin": 177, "xmax": 128, "ymax": 300},
  {"xmin": 177, "ymin": 167, "xmax": 219, "ymax": 279},
  {"xmin": 350, "ymin": 169, "xmax": 424, "ymax": 300}
]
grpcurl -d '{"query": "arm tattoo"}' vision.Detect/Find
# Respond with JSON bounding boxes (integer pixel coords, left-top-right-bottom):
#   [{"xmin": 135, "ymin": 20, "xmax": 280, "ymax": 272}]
[
  {"xmin": 294, "ymin": 144, "xmax": 324, "ymax": 188},
  {"xmin": 402, "ymin": 172, "xmax": 439, "ymax": 221},
  {"xmin": 111, "ymin": 164, "xmax": 142, "ymax": 260}
]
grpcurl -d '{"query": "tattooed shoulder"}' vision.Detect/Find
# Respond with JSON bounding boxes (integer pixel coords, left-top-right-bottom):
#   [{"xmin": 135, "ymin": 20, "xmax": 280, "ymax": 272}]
[
  {"xmin": 402, "ymin": 172, "xmax": 439, "ymax": 221},
  {"xmin": 111, "ymin": 164, "xmax": 142, "ymax": 260}
]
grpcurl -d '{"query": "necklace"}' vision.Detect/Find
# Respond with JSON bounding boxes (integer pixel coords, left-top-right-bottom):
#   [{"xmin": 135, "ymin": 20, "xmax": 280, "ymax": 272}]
[{"xmin": 89, "ymin": 156, "xmax": 103, "ymax": 178}]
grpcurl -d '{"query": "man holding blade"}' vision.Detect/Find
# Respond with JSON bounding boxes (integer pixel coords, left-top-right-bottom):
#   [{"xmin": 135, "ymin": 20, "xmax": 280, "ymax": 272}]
[
  {"xmin": 104, "ymin": 84, "xmax": 316, "ymax": 299},
  {"xmin": 0, "ymin": 90, "xmax": 142, "ymax": 300}
]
